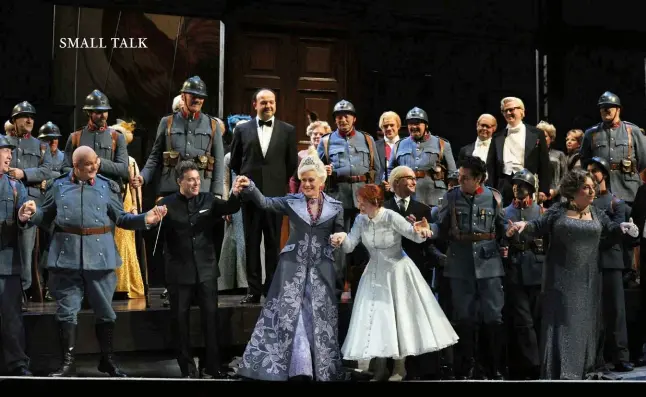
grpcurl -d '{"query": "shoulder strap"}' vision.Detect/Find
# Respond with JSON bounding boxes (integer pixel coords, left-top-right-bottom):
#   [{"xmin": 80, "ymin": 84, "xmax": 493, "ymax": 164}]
[
  {"xmin": 207, "ymin": 117, "xmax": 217, "ymax": 154},
  {"xmin": 323, "ymin": 135, "xmax": 331, "ymax": 164},
  {"xmin": 166, "ymin": 115, "xmax": 173, "ymax": 152},
  {"xmin": 71, "ymin": 130, "xmax": 81, "ymax": 150},
  {"xmin": 438, "ymin": 138, "xmax": 445, "ymax": 162},
  {"xmin": 362, "ymin": 132, "xmax": 375, "ymax": 171},
  {"xmin": 110, "ymin": 130, "xmax": 118, "ymax": 159},
  {"xmin": 39, "ymin": 143, "xmax": 46, "ymax": 165},
  {"xmin": 625, "ymin": 123, "xmax": 633, "ymax": 162}
]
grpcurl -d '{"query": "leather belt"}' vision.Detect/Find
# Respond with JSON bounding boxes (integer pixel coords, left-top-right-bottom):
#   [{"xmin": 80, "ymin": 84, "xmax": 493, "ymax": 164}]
[
  {"xmin": 55, "ymin": 225, "xmax": 111, "ymax": 236},
  {"xmin": 610, "ymin": 162, "xmax": 636, "ymax": 172},
  {"xmin": 336, "ymin": 175, "xmax": 367, "ymax": 183},
  {"xmin": 452, "ymin": 232, "xmax": 496, "ymax": 242},
  {"xmin": 414, "ymin": 170, "xmax": 429, "ymax": 179}
]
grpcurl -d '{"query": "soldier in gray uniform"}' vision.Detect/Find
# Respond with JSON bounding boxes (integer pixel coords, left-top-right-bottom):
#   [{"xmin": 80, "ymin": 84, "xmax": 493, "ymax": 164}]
[
  {"xmin": 0, "ymin": 136, "xmax": 33, "ymax": 376},
  {"xmin": 133, "ymin": 76, "xmax": 224, "ymax": 198},
  {"xmin": 37, "ymin": 122, "xmax": 65, "ymax": 301},
  {"xmin": 502, "ymin": 169, "xmax": 544, "ymax": 380},
  {"xmin": 62, "ymin": 90, "xmax": 129, "ymax": 186},
  {"xmin": 431, "ymin": 155, "xmax": 506, "ymax": 380},
  {"xmin": 588, "ymin": 156, "xmax": 634, "ymax": 372},
  {"xmin": 317, "ymin": 99, "xmax": 381, "ymax": 298},
  {"xmin": 389, "ymin": 107, "xmax": 456, "ymax": 207},
  {"xmin": 6, "ymin": 101, "xmax": 53, "ymax": 303},
  {"xmin": 581, "ymin": 91, "xmax": 646, "ymax": 288},
  {"xmin": 581, "ymin": 91, "xmax": 646, "ymax": 204},
  {"xmin": 20, "ymin": 146, "xmax": 166, "ymax": 377}
]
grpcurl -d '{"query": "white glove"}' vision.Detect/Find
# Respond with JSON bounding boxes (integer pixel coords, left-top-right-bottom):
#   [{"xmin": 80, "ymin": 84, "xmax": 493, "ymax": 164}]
[{"xmin": 620, "ymin": 218, "xmax": 639, "ymax": 238}]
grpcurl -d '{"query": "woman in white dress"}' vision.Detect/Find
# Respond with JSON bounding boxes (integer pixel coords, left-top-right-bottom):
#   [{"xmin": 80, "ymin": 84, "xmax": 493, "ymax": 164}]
[{"xmin": 330, "ymin": 184, "xmax": 458, "ymax": 369}]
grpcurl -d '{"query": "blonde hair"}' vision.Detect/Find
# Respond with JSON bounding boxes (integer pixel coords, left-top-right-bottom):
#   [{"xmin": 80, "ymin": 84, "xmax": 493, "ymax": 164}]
[
  {"xmin": 378, "ymin": 111, "xmax": 401, "ymax": 130},
  {"xmin": 536, "ymin": 120, "xmax": 556, "ymax": 141},
  {"xmin": 172, "ymin": 95, "xmax": 183, "ymax": 112},
  {"xmin": 388, "ymin": 165, "xmax": 414, "ymax": 189},
  {"xmin": 500, "ymin": 97, "xmax": 525, "ymax": 111},
  {"xmin": 306, "ymin": 121, "xmax": 331, "ymax": 137},
  {"xmin": 566, "ymin": 129, "xmax": 584, "ymax": 144},
  {"xmin": 298, "ymin": 145, "xmax": 327, "ymax": 183}
]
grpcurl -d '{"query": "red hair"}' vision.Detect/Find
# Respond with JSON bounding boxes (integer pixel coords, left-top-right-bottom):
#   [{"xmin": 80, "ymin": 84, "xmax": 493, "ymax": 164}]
[{"xmin": 356, "ymin": 184, "xmax": 384, "ymax": 208}]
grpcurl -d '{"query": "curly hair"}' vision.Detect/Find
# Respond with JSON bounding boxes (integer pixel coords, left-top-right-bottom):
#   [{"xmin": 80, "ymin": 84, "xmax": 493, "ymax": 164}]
[
  {"xmin": 558, "ymin": 169, "xmax": 594, "ymax": 200},
  {"xmin": 356, "ymin": 184, "xmax": 384, "ymax": 208},
  {"xmin": 457, "ymin": 155, "xmax": 487, "ymax": 182}
]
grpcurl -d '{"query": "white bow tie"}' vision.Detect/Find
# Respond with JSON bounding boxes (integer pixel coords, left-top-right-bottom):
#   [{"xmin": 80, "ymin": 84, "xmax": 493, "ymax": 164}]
[
  {"xmin": 508, "ymin": 126, "xmax": 521, "ymax": 134},
  {"xmin": 478, "ymin": 141, "xmax": 489, "ymax": 147}
]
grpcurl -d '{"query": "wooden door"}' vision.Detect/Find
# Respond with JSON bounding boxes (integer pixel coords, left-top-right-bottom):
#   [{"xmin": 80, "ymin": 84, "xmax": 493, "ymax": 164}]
[{"xmin": 225, "ymin": 24, "xmax": 348, "ymax": 248}]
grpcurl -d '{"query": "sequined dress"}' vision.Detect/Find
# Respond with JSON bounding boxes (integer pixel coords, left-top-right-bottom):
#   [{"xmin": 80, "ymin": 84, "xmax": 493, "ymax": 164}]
[{"xmin": 524, "ymin": 203, "xmax": 622, "ymax": 379}]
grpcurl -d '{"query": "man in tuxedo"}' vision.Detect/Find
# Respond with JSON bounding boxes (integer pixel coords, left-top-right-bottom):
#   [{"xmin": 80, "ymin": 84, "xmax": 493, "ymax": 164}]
[
  {"xmin": 486, "ymin": 97, "xmax": 551, "ymax": 206},
  {"xmin": 459, "ymin": 114, "xmax": 496, "ymax": 166},
  {"xmin": 230, "ymin": 88, "xmax": 297, "ymax": 304},
  {"xmin": 375, "ymin": 111, "xmax": 402, "ymax": 201}
]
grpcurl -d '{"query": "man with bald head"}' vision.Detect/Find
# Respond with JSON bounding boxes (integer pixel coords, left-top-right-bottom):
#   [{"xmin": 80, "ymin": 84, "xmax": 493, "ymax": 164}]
[
  {"xmin": 459, "ymin": 114, "xmax": 497, "ymax": 164},
  {"xmin": 19, "ymin": 146, "xmax": 167, "ymax": 378}
]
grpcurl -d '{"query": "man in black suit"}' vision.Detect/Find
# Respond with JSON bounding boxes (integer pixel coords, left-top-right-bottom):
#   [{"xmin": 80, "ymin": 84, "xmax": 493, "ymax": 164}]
[
  {"xmin": 230, "ymin": 88, "xmax": 298, "ymax": 304},
  {"xmin": 158, "ymin": 161, "xmax": 241, "ymax": 378},
  {"xmin": 375, "ymin": 111, "xmax": 402, "ymax": 201},
  {"xmin": 486, "ymin": 97, "xmax": 551, "ymax": 206},
  {"xmin": 458, "ymin": 114, "xmax": 497, "ymax": 166}
]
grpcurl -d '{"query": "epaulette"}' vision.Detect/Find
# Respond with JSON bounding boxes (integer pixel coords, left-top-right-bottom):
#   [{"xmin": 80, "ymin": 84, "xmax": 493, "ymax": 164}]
[
  {"xmin": 488, "ymin": 187, "xmax": 503, "ymax": 206},
  {"xmin": 96, "ymin": 174, "xmax": 121, "ymax": 194}
]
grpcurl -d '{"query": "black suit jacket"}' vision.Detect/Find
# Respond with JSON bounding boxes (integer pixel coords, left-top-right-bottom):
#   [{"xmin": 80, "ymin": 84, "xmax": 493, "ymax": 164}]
[
  {"xmin": 229, "ymin": 118, "xmax": 298, "ymax": 197},
  {"xmin": 632, "ymin": 183, "xmax": 646, "ymax": 241},
  {"xmin": 486, "ymin": 124, "xmax": 551, "ymax": 195},
  {"xmin": 384, "ymin": 196, "xmax": 433, "ymax": 279},
  {"xmin": 159, "ymin": 192, "xmax": 240, "ymax": 284},
  {"xmin": 458, "ymin": 142, "xmax": 475, "ymax": 162}
]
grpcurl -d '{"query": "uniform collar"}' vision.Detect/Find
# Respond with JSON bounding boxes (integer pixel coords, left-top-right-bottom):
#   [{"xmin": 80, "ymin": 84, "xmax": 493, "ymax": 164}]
[
  {"xmin": 603, "ymin": 119, "xmax": 621, "ymax": 129},
  {"xmin": 181, "ymin": 109, "xmax": 201, "ymax": 120},
  {"xmin": 70, "ymin": 172, "xmax": 95, "ymax": 186},
  {"xmin": 8, "ymin": 131, "xmax": 31, "ymax": 139},
  {"xmin": 87, "ymin": 119, "xmax": 107, "ymax": 132},
  {"xmin": 513, "ymin": 197, "xmax": 532, "ymax": 208},
  {"xmin": 413, "ymin": 132, "xmax": 430, "ymax": 143},
  {"xmin": 337, "ymin": 128, "xmax": 355, "ymax": 138}
]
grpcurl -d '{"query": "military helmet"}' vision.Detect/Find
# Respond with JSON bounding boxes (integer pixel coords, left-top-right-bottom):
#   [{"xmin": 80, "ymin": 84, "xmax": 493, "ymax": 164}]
[
  {"xmin": 11, "ymin": 101, "xmax": 36, "ymax": 120},
  {"xmin": 511, "ymin": 168, "xmax": 536, "ymax": 192},
  {"xmin": 0, "ymin": 135, "xmax": 16, "ymax": 150},
  {"xmin": 588, "ymin": 156, "xmax": 611, "ymax": 178},
  {"xmin": 180, "ymin": 76, "xmax": 208, "ymax": 98},
  {"xmin": 597, "ymin": 91, "xmax": 621, "ymax": 108},
  {"xmin": 83, "ymin": 89, "xmax": 112, "ymax": 111},
  {"xmin": 37, "ymin": 121, "xmax": 62, "ymax": 140},
  {"xmin": 447, "ymin": 170, "xmax": 459, "ymax": 181},
  {"xmin": 332, "ymin": 100, "xmax": 356, "ymax": 117},
  {"xmin": 405, "ymin": 107, "xmax": 429, "ymax": 124}
]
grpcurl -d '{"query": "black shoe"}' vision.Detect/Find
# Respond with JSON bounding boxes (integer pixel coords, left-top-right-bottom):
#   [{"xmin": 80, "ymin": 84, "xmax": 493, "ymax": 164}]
[
  {"xmin": 614, "ymin": 361, "xmax": 634, "ymax": 372},
  {"xmin": 21, "ymin": 291, "xmax": 28, "ymax": 312},
  {"xmin": 160, "ymin": 289, "xmax": 168, "ymax": 299},
  {"xmin": 202, "ymin": 370, "xmax": 231, "ymax": 379},
  {"xmin": 95, "ymin": 322, "xmax": 127, "ymax": 377},
  {"xmin": 44, "ymin": 289, "xmax": 54, "ymax": 301},
  {"xmin": 10, "ymin": 366, "xmax": 32, "ymax": 376},
  {"xmin": 240, "ymin": 294, "xmax": 260, "ymax": 304},
  {"xmin": 49, "ymin": 322, "xmax": 77, "ymax": 377}
]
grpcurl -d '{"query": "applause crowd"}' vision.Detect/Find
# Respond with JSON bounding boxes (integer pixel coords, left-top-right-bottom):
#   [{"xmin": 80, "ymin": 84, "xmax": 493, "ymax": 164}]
[{"xmin": 2, "ymin": 76, "xmax": 646, "ymax": 382}]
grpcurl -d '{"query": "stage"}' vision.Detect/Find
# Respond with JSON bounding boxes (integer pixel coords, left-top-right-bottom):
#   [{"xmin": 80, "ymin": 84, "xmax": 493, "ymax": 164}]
[{"xmin": 2, "ymin": 287, "xmax": 645, "ymax": 380}]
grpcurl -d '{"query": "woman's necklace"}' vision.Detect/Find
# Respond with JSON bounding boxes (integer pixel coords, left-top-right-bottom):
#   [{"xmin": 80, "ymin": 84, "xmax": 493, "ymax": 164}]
[{"xmin": 567, "ymin": 201, "xmax": 590, "ymax": 219}]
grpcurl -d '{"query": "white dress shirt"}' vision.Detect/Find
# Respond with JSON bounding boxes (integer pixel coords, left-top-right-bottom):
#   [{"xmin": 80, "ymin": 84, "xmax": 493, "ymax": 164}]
[
  {"xmin": 503, "ymin": 123, "xmax": 526, "ymax": 176},
  {"xmin": 472, "ymin": 137, "xmax": 492, "ymax": 163},
  {"xmin": 394, "ymin": 194, "xmax": 410, "ymax": 212},
  {"xmin": 256, "ymin": 116, "xmax": 275, "ymax": 157}
]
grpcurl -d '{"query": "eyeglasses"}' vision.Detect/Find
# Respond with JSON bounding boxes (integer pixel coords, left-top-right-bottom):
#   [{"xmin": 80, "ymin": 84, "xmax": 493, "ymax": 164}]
[
  {"xmin": 478, "ymin": 123, "xmax": 495, "ymax": 129},
  {"xmin": 502, "ymin": 107, "xmax": 522, "ymax": 113}
]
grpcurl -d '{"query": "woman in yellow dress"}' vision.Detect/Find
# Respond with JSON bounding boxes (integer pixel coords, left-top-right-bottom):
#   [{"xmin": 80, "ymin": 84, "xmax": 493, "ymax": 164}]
[{"xmin": 111, "ymin": 119, "xmax": 145, "ymax": 299}]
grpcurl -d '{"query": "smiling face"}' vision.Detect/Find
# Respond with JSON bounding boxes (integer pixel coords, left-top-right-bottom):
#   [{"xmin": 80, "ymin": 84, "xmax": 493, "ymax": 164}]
[{"xmin": 0, "ymin": 148, "xmax": 12, "ymax": 173}]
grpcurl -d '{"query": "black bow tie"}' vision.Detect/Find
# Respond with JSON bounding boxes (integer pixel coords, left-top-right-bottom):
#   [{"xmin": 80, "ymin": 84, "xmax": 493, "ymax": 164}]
[{"xmin": 258, "ymin": 119, "xmax": 273, "ymax": 127}]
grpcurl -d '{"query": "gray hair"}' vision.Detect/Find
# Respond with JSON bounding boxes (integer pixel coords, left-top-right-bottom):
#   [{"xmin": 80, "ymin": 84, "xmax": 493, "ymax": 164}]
[
  {"xmin": 388, "ymin": 165, "xmax": 414, "ymax": 189},
  {"xmin": 558, "ymin": 169, "xmax": 593, "ymax": 200},
  {"xmin": 500, "ymin": 96, "xmax": 525, "ymax": 111},
  {"xmin": 297, "ymin": 146, "xmax": 327, "ymax": 183}
]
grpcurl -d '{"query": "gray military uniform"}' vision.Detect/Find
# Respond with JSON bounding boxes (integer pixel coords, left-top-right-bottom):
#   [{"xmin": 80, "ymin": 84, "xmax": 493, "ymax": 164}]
[
  {"xmin": 0, "ymin": 174, "xmax": 31, "ymax": 372},
  {"xmin": 7, "ymin": 134, "xmax": 53, "ymax": 291},
  {"xmin": 62, "ymin": 126, "xmax": 129, "ymax": 185},
  {"xmin": 140, "ymin": 112, "xmax": 224, "ymax": 197},
  {"xmin": 389, "ymin": 135, "xmax": 456, "ymax": 207},
  {"xmin": 581, "ymin": 121, "xmax": 646, "ymax": 202}
]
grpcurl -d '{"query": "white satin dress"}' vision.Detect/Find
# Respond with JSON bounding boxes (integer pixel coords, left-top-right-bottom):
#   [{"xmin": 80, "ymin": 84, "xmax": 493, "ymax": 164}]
[{"xmin": 341, "ymin": 208, "xmax": 458, "ymax": 360}]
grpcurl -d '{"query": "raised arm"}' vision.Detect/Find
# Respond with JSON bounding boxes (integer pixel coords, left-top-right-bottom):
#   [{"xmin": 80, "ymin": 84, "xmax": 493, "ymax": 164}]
[{"xmin": 239, "ymin": 179, "xmax": 288, "ymax": 215}]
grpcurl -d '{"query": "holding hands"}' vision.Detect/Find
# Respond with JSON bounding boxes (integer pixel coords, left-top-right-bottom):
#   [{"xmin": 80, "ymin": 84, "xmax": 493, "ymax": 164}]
[
  {"xmin": 506, "ymin": 220, "xmax": 528, "ymax": 237},
  {"xmin": 413, "ymin": 217, "xmax": 433, "ymax": 239},
  {"xmin": 145, "ymin": 205, "xmax": 168, "ymax": 225},
  {"xmin": 18, "ymin": 200, "xmax": 37, "ymax": 222},
  {"xmin": 233, "ymin": 175, "xmax": 251, "ymax": 195},
  {"xmin": 330, "ymin": 232, "xmax": 347, "ymax": 248}
]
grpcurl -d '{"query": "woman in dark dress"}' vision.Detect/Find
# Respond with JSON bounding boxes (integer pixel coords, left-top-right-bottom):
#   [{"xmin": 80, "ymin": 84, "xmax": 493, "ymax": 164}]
[
  {"xmin": 509, "ymin": 169, "xmax": 638, "ymax": 379},
  {"xmin": 234, "ymin": 146, "xmax": 348, "ymax": 381}
]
